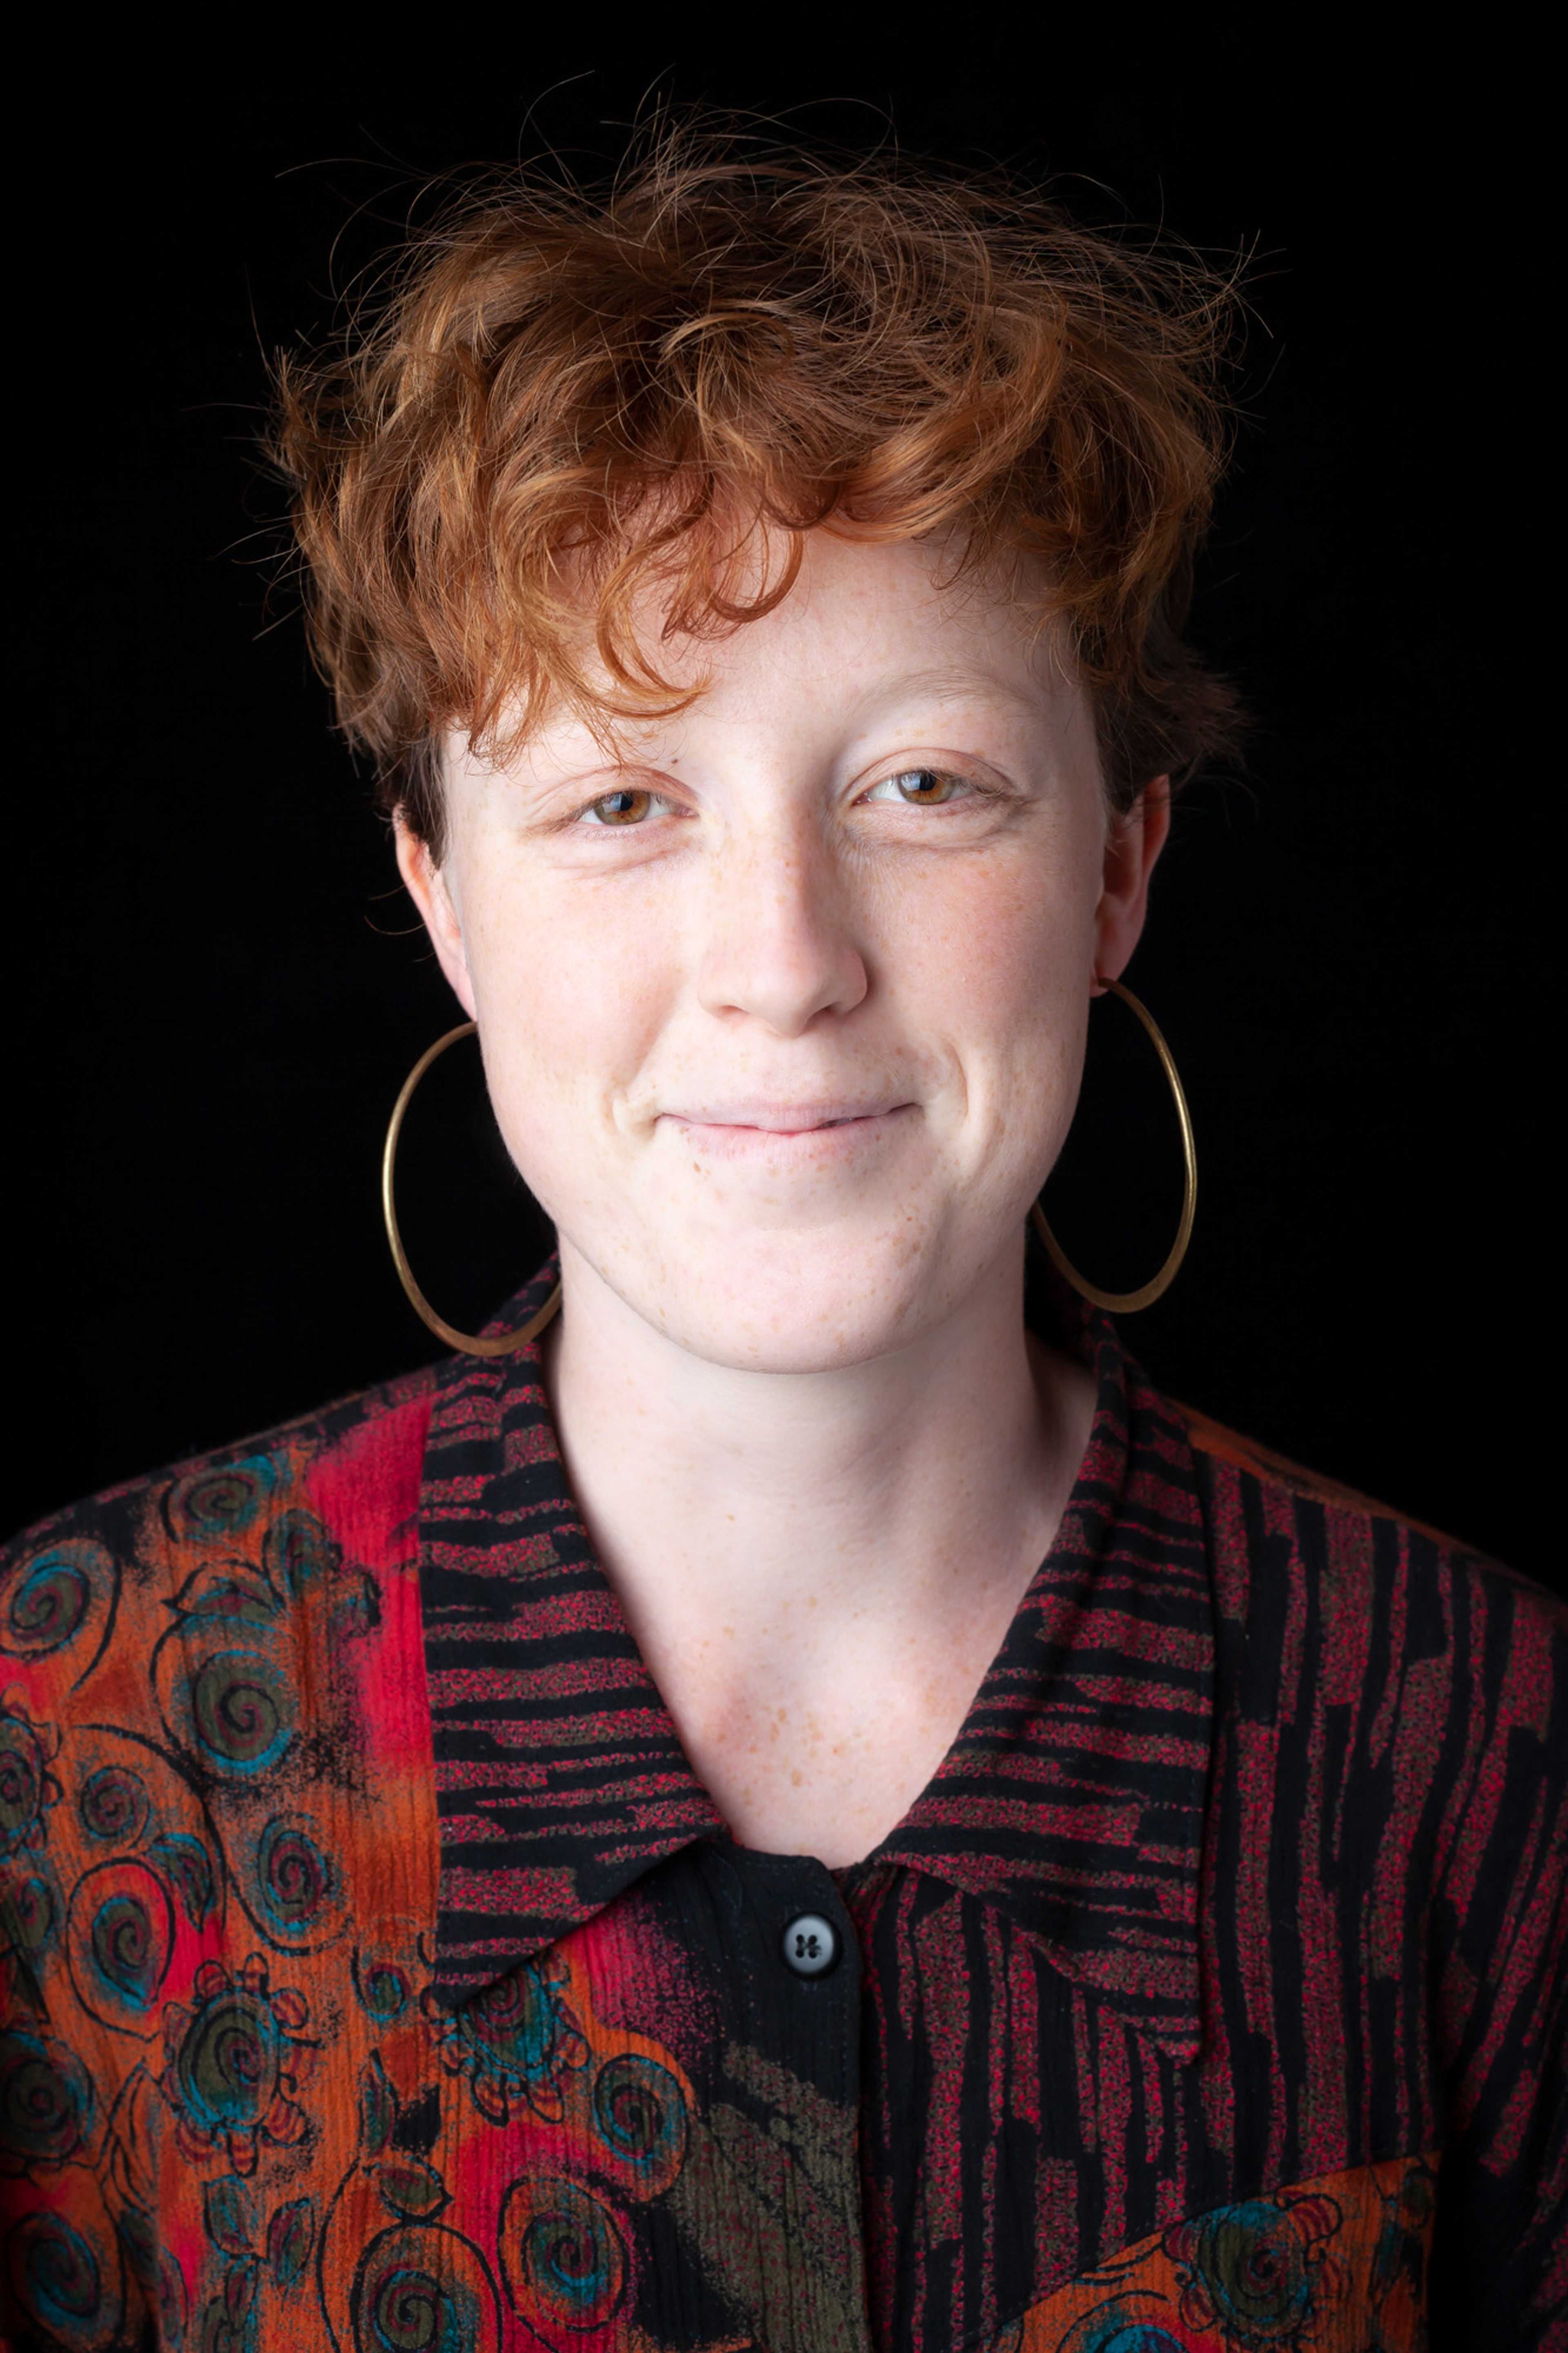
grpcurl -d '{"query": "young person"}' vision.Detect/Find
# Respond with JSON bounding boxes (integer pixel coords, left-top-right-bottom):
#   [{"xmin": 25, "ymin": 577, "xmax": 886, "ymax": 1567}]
[{"xmin": 2, "ymin": 130, "xmax": 1561, "ymax": 2353}]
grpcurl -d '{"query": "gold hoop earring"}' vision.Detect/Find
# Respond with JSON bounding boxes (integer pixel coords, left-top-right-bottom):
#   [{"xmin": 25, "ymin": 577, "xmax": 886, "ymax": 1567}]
[
  {"xmin": 1030, "ymin": 976, "xmax": 1197, "ymax": 1314},
  {"xmin": 381, "ymin": 1021, "xmax": 563, "ymax": 1358}
]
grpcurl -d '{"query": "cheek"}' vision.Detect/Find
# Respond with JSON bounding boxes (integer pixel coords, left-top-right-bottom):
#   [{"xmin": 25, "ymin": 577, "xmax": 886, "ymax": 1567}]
[
  {"xmin": 461, "ymin": 876, "xmax": 673, "ymax": 1164},
  {"xmin": 882, "ymin": 830, "xmax": 1101, "ymax": 1210},
  {"xmin": 886, "ymin": 838, "xmax": 1098, "ymax": 1061}
]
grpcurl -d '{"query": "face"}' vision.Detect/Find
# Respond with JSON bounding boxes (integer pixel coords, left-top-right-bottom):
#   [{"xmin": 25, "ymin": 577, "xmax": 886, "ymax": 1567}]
[{"xmin": 399, "ymin": 531, "xmax": 1167, "ymax": 1372}]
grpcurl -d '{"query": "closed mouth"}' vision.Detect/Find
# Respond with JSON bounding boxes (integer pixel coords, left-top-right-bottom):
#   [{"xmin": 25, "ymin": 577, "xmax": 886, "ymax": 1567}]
[{"xmin": 661, "ymin": 1101, "xmax": 909, "ymax": 1133}]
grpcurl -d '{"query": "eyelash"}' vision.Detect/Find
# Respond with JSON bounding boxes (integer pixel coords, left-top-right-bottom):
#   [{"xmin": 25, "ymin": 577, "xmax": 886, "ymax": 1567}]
[
  {"xmin": 576, "ymin": 788, "xmax": 680, "ymax": 827},
  {"xmin": 861, "ymin": 768, "xmax": 978, "ymax": 808},
  {"xmin": 575, "ymin": 768, "xmax": 981, "ymax": 827}
]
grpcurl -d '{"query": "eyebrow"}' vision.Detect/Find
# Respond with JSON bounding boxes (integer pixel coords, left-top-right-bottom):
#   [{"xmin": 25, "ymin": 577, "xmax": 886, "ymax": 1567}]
[
  {"xmin": 842, "ymin": 666, "xmax": 1052, "ymax": 724},
  {"xmin": 509, "ymin": 659, "xmax": 1052, "ymax": 782}
]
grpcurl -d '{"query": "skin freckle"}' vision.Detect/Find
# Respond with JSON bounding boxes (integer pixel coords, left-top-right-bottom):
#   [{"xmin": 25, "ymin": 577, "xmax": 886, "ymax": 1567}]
[{"xmin": 411, "ymin": 535, "xmax": 1136, "ymax": 1873}]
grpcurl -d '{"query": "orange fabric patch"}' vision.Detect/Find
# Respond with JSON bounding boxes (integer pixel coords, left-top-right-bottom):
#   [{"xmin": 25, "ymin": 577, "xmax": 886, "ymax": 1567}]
[{"xmin": 995, "ymin": 2148, "xmax": 1437, "ymax": 2352}]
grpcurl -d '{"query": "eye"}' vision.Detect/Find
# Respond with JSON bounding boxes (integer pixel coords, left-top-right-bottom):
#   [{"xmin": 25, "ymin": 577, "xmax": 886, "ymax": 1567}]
[
  {"xmin": 864, "ymin": 768, "xmax": 974, "ymax": 807},
  {"xmin": 578, "ymin": 787, "xmax": 669, "ymax": 826}
]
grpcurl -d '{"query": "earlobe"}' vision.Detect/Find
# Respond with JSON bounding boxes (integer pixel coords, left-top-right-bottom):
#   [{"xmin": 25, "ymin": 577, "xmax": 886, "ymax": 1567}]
[{"xmin": 393, "ymin": 817, "xmax": 478, "ymax": 1018}]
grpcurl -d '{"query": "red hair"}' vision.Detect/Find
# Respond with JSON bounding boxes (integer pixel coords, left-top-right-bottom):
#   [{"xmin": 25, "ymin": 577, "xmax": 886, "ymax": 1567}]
[{"xmin": 274, "ymin": 125, "xmax": 1245, "ymax": 852}]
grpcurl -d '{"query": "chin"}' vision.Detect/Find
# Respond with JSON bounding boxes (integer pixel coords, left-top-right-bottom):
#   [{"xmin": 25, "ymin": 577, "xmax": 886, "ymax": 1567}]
[
  {"xmin": 664, "ymin": 1306, "xmax": 927, "ymax": 1377},
  {"xmin": 599, "ymin": 1209, "xmax": 982, "ymax": 1374}
]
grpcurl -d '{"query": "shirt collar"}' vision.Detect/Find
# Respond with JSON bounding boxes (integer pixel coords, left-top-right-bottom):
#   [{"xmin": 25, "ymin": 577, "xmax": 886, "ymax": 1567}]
[
  {"xmin": 872, "ymin": 1256, "xmax": 1214, "ymax": 2057},
  {"xmin": 418, "ymin": 1252, "xmax": 1214, "ymax": 2058}
]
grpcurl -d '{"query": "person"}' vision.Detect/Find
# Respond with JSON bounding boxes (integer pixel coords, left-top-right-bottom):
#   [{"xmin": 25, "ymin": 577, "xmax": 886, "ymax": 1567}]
[{"xmin": 0, "ymin": 127, "xmax": 1561, "ymax": 2353}]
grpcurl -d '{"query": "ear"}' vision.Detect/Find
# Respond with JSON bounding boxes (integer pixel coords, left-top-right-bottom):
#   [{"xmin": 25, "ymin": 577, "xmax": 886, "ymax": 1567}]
[
  {"xmin": 394, "ymin": 817, "xmax": 479, "ymax": 1020},
  {"xmin": 1091, "ymin": 779, "xmax": 1172, "ymax": 988}
]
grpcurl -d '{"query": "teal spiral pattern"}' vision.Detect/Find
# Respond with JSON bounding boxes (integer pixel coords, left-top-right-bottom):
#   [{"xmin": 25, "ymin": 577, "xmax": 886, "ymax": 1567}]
[
  {"xmin": 350, "ymin": 2224, "xmax": 487, "ymax": 2352},
  {"xmin": 499, "ymin": 2176, "xmax": 626, "ymax": 2326},
  {"xmin": 592, "ymin": 2052, "xmax": 687, "ymax": 2183},
  {"xmin": 172, "ymin": 1986, "xmax": 282, "ymax": 2135},
  {"xmin": 0, "ymin": 1711, "xmax": 49, "ymax": 1858},
  {"xmin": 167, "ymin": 1457, "xmax": 275, "ymax": 1537},
  {"xmin": 4, "ymin": 2212, "xmax": 108, "ymax": 2345},
  {"xmin": 0, "ymin": 2029, "xmax": 94, "ymax": 2166},
  {"xmin": 79, "ymin": 1764, "xmax": 149, "ymax": 1844},
  {"xmin": 0, "ymin": 1539, "xmax": 105, "ymax": 1657},
  {"xmin": 67, "ymin": 1860, "xmax": 175, "ymax": 2026},
  {"xmin": 187, "ymin": 1648, "xmax": 294, "ymax": 1773},
  {"xmin": 256, "ymin": 1815, "xmax": 337, "ymax": 1941}
]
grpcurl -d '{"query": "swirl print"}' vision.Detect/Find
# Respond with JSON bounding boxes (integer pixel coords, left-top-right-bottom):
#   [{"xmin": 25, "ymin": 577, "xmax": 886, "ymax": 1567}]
[
  {"xmin": 352, "ymin": 1941, "xmax": 414, "ymax": 2026},
  {"xmin": 262, "ymin": 1507, "xmax": 339, "ymax": 1596},
  {"xmin": 1002, "ymin": 2158, "xmax": 1430, "ymax": 2352},
  {"xmin": 591, "ymin": 2052, "xmax": 688, "ymax": 2190},
  {"xmin": 1035, "ymin": 2317, "xmax": 1186, "ymax": 2353},
  {"xmin": 1166, "ymin": 2193, "xmax": 1341, "ymax": 2342},
  {"xmin": 255, "ymin": 1813, "xmax": 340, "ymax": 1945},
  {"xmin": 0, "ymin": 1285, "xmax": 1554, "ymax": 2353},
  {"xmin": 166, "ymin": 1458, "xmax": 276, "ymax": 1539},
  {"xmin": 173, "ymin": 1985, "xmax": 280, "ymax": 2137},
  {"xmin": 2, "ymin": 2211, "xmax": 116, "ymax": 2349},
  {"xmin": 147, "ymin": 1829, "xmax": 217, "ymax": 1927},
  {"xmin": 5, "ymin": 1871, "xmax": 57, "ymax": 1959},
  {"xmin": 499, "ymin": 2177, "xmax": 627, "ymax": 2331},
  {"xmin": 65, "ymin": 1859, "xmax": 175, "ymax": 2035},
  {"xmin": 431, "ymin": 1957, "xmax": 588, "ymax": 2127},
  {"xmin": 0, "ymin": 1539, "xmax": 109, "ymax": 1659},
  {"xmin": 350, "ymin": 2222, "xmax": 495, "ymax": 2353},
  {"xmin": 0, "ymin": 2028, "xmax": 95, "ymax": 2169},
  {"xmin": 0, "ymin": 1706, "xmax": 58, "ymax": 1860},
  {"xmin": 77, "ymin": 1764, "xmax": 150, "ymax": 1845},
  {"xmin": 187, "ymin": 1647, "xmax": 295, "ymax": 1774}
]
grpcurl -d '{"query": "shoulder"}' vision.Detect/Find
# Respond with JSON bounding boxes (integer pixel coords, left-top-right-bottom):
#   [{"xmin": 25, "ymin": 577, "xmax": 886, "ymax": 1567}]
[
  {"xmin": 0, "ymin": 1364, "xmax": 437, "ymax": 1795},
  {"xmin": 1177, "ymin": 1396, "xmax": 1563, "ymax": 1613},
  {"xmin": 1170, "ymin": 1403, "xmax": 1565, "ymax": 2308},
  {"xmin": 1174, "ymin": 1396, "xmax": 1566, "ymax": 1789},
  {"xmin": 1176, "ymin": 1401, "xmax": 1522, "ymax": 1562},
  {"xmin": 3, "ymin": 1362, "xmax": 437, "ymax": 1594},
  {"xmin": 0, "ymin": 1370, "xmax": 448, "ymax": 2320}
]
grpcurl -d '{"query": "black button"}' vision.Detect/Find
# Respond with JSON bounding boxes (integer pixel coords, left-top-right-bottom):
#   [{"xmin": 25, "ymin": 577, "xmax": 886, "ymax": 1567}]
[{"xmin": 781, "ymin": 1912, "xmax": 838, "ymax": 1977}]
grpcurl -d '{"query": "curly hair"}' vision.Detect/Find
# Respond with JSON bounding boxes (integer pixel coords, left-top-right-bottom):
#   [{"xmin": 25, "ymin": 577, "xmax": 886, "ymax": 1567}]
[{"xmin": 272, "ymin": 123, "xmax": 1245, "ymax": 856}]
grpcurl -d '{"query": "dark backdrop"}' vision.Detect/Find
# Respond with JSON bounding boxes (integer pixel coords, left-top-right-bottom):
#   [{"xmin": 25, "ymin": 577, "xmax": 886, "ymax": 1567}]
[{"xmin": 11, "ymin": 5, "xmax": 1560, "ymax": 1591}]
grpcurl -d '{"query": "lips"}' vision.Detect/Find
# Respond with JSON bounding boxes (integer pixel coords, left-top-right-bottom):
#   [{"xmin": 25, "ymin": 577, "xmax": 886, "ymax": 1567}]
[
  {"xmin": 655, "ymin": 1100, "xmax": 916, "ymax": 1160},
  {"xmin": 662, "ymin": 1100, "xmax": 907, "ymax": 1133}
]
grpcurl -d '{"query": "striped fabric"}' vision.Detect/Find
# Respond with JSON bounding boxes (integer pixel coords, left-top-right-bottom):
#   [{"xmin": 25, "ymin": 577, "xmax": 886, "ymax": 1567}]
[
  {"xmin": 845, "ymin": 1420, "xmax": 1568, "ymax": 2344},
  {"xmin": 418, "ymin": 1259, "xmax": 724, "ymax": 1998},
  {"xmin": 419, "ymin": 1257, "xmax": 1213, "ymax": 2047},
  {"xmin": 1, "ymin": 1250, "xmax": 1562, "ymax": 2351}
]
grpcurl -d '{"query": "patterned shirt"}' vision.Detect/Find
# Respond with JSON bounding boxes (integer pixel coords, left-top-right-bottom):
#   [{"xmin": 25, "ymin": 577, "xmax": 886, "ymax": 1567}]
[{"xmin": 1, "ymin": 1257, "xmax": 1563, "ymax": 2353}]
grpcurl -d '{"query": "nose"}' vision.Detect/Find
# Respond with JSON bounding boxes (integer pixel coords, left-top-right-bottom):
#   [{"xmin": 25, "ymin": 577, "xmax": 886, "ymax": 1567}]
[{"xmin": 695, "ymin": 827, "xmax": 868, "ymax": 1037}]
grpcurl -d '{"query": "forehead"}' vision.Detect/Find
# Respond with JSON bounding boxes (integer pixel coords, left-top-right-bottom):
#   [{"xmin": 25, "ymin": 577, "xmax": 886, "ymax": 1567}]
[
  {"xmin": 669, "ymin": 526, "xmax": 1044, "ymax": 663},
  {"xmin": 503, "ymin": 531, "xmax": 1080, "ymax": 772}
]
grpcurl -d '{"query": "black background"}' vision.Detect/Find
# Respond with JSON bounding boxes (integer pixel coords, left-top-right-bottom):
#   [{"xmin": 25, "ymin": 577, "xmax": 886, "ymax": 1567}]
[{"xmin": 10, "ymin": 6, "xmax": 1559, "ymax": 1590}]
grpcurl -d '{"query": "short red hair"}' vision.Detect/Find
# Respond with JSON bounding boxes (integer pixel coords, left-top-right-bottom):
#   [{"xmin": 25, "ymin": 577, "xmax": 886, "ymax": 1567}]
[{"xmin": 274, "ymin": 126, "xmax": 1244, "ymax": 852}]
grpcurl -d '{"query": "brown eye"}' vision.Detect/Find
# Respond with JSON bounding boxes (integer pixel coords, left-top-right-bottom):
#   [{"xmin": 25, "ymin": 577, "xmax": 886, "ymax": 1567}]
[
  {"xmin": 875, "ymin": 768, "xmax": 963, "ymax": 805},
  {"xmin": 587, "ymin": 788, "xmax": 654, "ymax": 825}
]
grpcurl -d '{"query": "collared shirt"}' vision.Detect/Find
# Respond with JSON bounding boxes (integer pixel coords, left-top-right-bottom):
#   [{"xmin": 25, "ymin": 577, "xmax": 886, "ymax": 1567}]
[{"xmin": 1, "ymin": 1257, "xmax": 1563, "ymax": 2352}]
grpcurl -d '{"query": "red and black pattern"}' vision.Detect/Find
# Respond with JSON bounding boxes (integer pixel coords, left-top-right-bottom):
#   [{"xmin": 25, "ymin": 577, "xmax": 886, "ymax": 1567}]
[
  {"xmin": 0, "ymin": 1251, "xmax": 1562, "ymax": 2351},
  {"xmin": 412, "ymin": 1253, "xmax": 1565, "ymax": 2344},
  {"xmin": 419, "ymin": 1258, "xmax": 727, "ymax": 2002},
  {"xmin": 841, "ymin": 1340, "xmax": 1568, "ymax": 2345}
]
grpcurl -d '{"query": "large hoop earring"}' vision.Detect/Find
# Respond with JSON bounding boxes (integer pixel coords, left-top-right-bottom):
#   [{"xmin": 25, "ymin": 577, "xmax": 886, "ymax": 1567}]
[
  {"xmin": 381, "ymin": 1021, "xmax": 563, "ymax": 1358},
  {"xmin": 1030, "ymin": 976, "xmax": 1197, "ymax": 1314}
]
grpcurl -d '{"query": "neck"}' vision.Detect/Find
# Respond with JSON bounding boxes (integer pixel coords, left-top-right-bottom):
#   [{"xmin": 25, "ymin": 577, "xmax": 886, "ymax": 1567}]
[{"xmin": 540, "ymin": 1235, "xmax": 1096, "ymax": 1863}]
